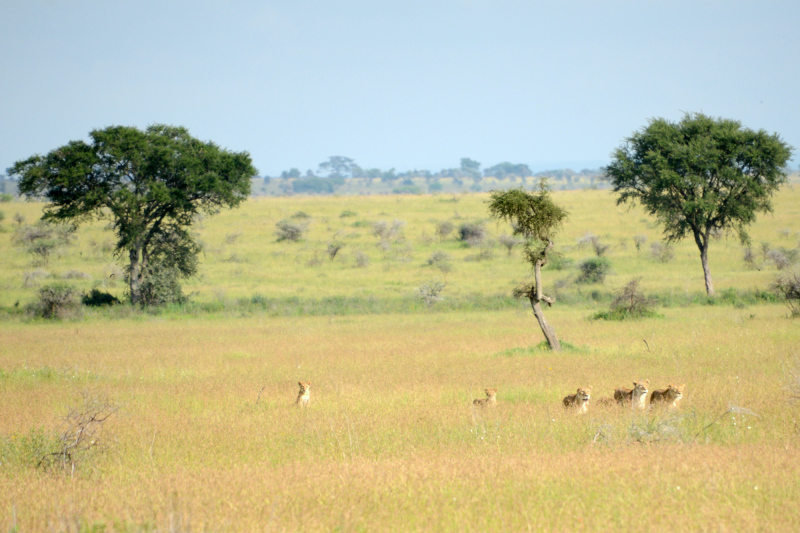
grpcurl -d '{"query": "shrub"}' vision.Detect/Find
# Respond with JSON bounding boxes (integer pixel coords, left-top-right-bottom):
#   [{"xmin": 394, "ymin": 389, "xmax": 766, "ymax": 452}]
[
  {"xmin": 593, "ymin": 278, "xmax": 658, "ymax": 320},
  {"xmin": 576, "ymin": 257, "xmax": 611, "ymax": 284},
  {"xmin": 224, "ymin": 231, "xmax": 242, "ymax": 245},
  {"xmin": 22, "ymin": 269, "xmax": 50, "ymax": 287},
  {"xmin": 417, "ymin": 280, "xmax": 446, "ymax": 308},
  {"xmin": 770, "ymin": 270, "xmax": 800, "ymax": 317},
  {"xmin": 339, "ymin": 210, "xmax": 357, "ymax": 218},
  {"xmin": 354, "ymin": 250, "xmax": 370, "ymax": 268},
  {"xmin": 498, "ymin": 234, "xmax": 523, "ymax": 256},
  {"xmin": 458, "ymin": 222, "xmax": 486, "ymax": 246},
  {"xmin": 275, "ymin": 219, "xmax": 308, "ymax": 242},
  {"xmin": 82, "ymin": 289, "xmax": 121, "ymax": 307},
  {"xmin": 31, "ymin": 283, "xmax": 82, "ymax": 319},
  {"xmin": 425, "ymin": 251, "xmax": 452, "ymax": 273},
  {"xmin": 137, "ymin": 262, "xmax": 188, "ymax": 307},
  {"xmin": 435, "ymin": 220, "xmax": 454, "ymax": 241},
  {"xmin": 0, "ymin": 193, "xmax": 13, "ymax": 202},
  {"xmin": 327, "ymin": 241, "xmax": 345, "ymax": 260},
  {"xmin": 650, "ymin": 242, "xmax": 675, "ymax": 263}
]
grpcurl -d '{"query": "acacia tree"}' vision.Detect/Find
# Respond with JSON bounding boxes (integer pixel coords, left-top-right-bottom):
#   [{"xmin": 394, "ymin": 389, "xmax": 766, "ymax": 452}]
[
  {"xmin": 12, "ymin": 125, "xmax": 256, "ymax": 305},
  {"xmin": 605, "ymin": 113, "xmax": 792, "ymax": 296},
  {"xmin": 488, "ymin": 183, "xmax": 568, "ymax": 351}
]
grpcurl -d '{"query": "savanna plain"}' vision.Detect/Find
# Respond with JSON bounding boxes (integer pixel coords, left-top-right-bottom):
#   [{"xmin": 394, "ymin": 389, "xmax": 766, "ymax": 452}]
[{"xmin": 1, "ymin": 186, "xmax": 800, "ymax": 531}]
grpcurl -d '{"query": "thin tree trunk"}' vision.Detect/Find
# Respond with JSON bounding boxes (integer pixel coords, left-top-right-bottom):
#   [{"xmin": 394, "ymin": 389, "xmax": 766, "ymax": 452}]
[
  {"xmin": 128, "ymin": 245, "xmax": 142, "ymax": 305},
  {"xmin": 701, "ymin": 245, "xmax": 714, "ymax": 297},
  {"xmin": 693, "ymin": 229, "xmax": 714, "ymax": 297},
  {"xmin": 530, "ymin": 250, "xmax": 561, "ymax": 351}
]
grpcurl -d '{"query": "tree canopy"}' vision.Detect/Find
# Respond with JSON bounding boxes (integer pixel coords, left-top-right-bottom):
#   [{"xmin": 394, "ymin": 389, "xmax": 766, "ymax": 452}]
[
  {"xmin": 604, "ymin": 113, "xmax": 793, "ymax": 296},
  {"xmin": 12, "ymin": 124, "xmax": 256, "ymax": 305}
]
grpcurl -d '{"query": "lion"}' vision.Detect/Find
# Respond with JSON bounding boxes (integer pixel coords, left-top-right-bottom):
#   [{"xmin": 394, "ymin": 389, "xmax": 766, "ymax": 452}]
[
  {"xmin": 473, "ymin": 388, "xmax": 497, "ymax": 408},
  {"xmin": 563, "ymin": 387, "xmax": 591, "ymax": 413},
  {"xmin": 650, "ymin": 383, "xmax": 685, "ymax": 408},
  {"xmin": 295, "ymin": 381, "xmax": 311, "ymax": 407},
  {"xmin": 614, "ymin": 380, "xmax": 650, "ymax": 410}
]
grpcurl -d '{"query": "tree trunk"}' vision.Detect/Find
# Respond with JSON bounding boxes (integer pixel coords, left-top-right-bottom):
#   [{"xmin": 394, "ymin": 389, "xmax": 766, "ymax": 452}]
[
  {"xmin": 128, "ymin": 245, "xmax": 143, "ymax": 305},
  {"xmin": 701, "ymin": 245, "xmax": 714, "ymax": 297},
  {"xmin": 529, "ymin": 298, "xmax": 561, "ymax": 351},
  {"xmin": 530, "ymin": 250, "xmax": 561, "ymax": 351},
  {"xmin": 693, "ymin": 229, "xmax": 714, "ymax": 297}
]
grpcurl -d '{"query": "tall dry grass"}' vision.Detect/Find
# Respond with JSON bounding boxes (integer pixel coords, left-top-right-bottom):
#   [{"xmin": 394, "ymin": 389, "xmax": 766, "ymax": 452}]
[{"xmin": 1, "ymin": 304, "xmax": 799, "ymax": 530}]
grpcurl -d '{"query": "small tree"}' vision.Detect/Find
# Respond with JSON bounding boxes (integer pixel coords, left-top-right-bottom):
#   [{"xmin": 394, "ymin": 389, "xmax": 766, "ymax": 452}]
[
  {"xmin": 605, "ymin": 113, "xmax": 793, "ymax": 296},
  {"xmin": 488, "ymin": 183, "xmax": 568, "ymax": 351}
]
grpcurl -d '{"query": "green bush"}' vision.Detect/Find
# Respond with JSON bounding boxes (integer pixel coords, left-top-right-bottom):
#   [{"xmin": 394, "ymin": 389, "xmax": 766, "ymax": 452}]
[
  {"xmin": 82, "ymin": 289, "xmax": 121, "ymax": 307},
  {"xmin": 576, "ymin": 257, "xmax": 611, "ymax": 284}
]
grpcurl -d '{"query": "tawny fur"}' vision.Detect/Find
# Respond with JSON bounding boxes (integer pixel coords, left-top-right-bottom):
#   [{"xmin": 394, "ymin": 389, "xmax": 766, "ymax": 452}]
[
  {"xmin": 472, "ymin": 388, "xmax": 497, "ymax": 408},
  {"xmin": 614, "ymin": 380, "xmax": 650, "ymax": 410},
  {"xmin": 295, "ymin": 381, "xmax": 311, "ymax": 407},
  {"xmin": 563, "ymin": 387, "xmax": 591, "ymax": 413},
  {"xmin": 650, "ymin": 383, "xmax": 685, "ymax": 408}
]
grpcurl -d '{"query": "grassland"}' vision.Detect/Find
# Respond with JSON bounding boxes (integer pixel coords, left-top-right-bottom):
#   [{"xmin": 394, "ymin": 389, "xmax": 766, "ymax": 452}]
[{"xmin": 1, "ymin": 187, "xmax": 799, "ymax": 530}]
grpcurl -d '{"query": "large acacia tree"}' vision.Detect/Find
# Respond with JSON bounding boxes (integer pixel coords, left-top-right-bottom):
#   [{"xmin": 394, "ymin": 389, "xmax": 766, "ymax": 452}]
[
  {"xmin": 12, "ymin": 125, "xmax": 256, "ymax": 305},
  {"xmin": 489, "ymin": 183, "xmax": 568, "ymax": 351},
  {"xmin": 605, "ymin": 113, "xmax": 793, "ymax": 296}
]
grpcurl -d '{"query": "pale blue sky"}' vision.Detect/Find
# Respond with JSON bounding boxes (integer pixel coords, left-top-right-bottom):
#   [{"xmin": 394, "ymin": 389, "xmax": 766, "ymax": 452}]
[{"xmin": 2, "ymin": 0, "xmax": 798, "ymax": 177}]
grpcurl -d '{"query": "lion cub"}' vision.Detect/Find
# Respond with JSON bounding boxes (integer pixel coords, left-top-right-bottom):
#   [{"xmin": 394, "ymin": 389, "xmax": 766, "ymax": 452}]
[
  {"xmin": 650, "ymin": 383, "xmax": 685, "ymax": 408},
  {"xmin": 563, "ymin": 387, "xmax": 591, "ymax": 413},
  {"xmin": 473, "ymin": 388, "xmax": 498, "ymax": 408},
  {"xmin": 614, "ymin": 380, "xmax": 650, "ymax": 410},
  {"xmin": 295, "ymin": 381, "xmax": 311, "ymax": 407}
]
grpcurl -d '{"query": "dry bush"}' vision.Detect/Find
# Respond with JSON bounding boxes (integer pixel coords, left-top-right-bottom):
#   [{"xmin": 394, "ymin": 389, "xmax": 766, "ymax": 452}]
[
  {"xmin": 22, "ymin": 269, "xmax": 50, "ymax": 287},
  {"xmin": 224, "ymin": 231, "xmax": 242, "ymax": 245},
  {"xmin": 633, "ymin": 234, "xmax": 647, "ymax": 252},
  {"xmin": 498, "ymin": 234, "xmax": 523, "ymax": 256},
  {"xmin": 435, "ymin": 220, "xmax": 455, "ymax": 241},
  {"xmin": 354, "ymin": 250, "xmax": 370, "ymax": 268},
  {"xmin": 38, "ymin": 393, "xmax": 119, "ymax": 475},
  {"xmin": 417, "ymin": 279, "xmax": 446, "ymax": 307},
  {"xmin": 326, "ymin": 241, "xmax": 345, "ymax": 261},
  {"xmin": 650, "ymin": 241, "xmax": 674, "ymax": 263},
  {"xmin": 770, "ymin": 270, "xmax": 800, "ymax": 317},
  {"xmin": 30, "ymin": 283, "xmax": 82, "ymax": 319},
  {"xmin": 426, "ymin": 251, "xmax": 452, "ymax": 273},
  {"xmin": 275, "ymin": 219, "xmax": 308, "ymax": 242}
]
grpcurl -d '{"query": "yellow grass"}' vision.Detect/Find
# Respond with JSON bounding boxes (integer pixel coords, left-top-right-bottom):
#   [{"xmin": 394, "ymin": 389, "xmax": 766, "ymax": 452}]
[{"xmin": 1, "ymin": 304, "xmax": 799, "ymax": 530}]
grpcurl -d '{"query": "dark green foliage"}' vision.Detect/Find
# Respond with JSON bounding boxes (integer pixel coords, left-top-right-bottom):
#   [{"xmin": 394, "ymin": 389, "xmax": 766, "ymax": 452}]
[
  {"xmin": 82, "ymin": 289, "xmax": 121, "ymax": 307},
  {"xmin": 137, "ymin": 260, "xmax": 188, "ymax": 307},
  {"xmin": 31, "ymin": 283, "xmax": 82, "ymax": 319},
  {"xmin": 392, "ymin": 185, "xmax": 423, "ymax": 195},
  {"xmin": 576, "ymin": 257, "xmax": 611, "ymax": 284},
  {"xmin": 605, "ymin": 113, "xmax": 793, "ymax": 295},
  {"xmin": 605, "ymin": 113, "xmax": 792, "ymax": 245},
  {"xmin": 12, "ymin": 124, "xmax": 256, "ymax": 305}
]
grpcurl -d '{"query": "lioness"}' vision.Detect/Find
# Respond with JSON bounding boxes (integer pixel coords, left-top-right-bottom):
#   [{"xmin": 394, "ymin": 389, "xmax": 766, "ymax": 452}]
[
  {"xmin": 650, "ymin": 383, "xmax": 685, "ymax": 408},
  {"xmin": 614, "ymin": 380, "xmax": 650, "ymax": 410},
  {"xmin": 563, "ymin": 387, "xmax": 591, "ymax": 413},
  {"xmin": 296, "ymin": 381, "xmax": 311, "ymax": 407},
  {"xmin": 473, "ymin": 388, "xmax": 497, "ymax": 408}
]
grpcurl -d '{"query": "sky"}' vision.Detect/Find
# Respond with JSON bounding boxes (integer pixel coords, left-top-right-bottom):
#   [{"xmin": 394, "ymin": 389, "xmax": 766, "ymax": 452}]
[{"xmin": 2, "ymin": 0, "xmax": 799, "ymax": 177}]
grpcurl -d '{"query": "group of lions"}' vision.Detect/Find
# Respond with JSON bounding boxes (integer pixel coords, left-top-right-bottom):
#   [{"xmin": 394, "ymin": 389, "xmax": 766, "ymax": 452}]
[
  {"xmin": 295, "ymin": 380, "xmax": 685, "ymax": 413},
  {"xmin": 561, "ymin": 381, "xmax": 686, "ymax": 413}
]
